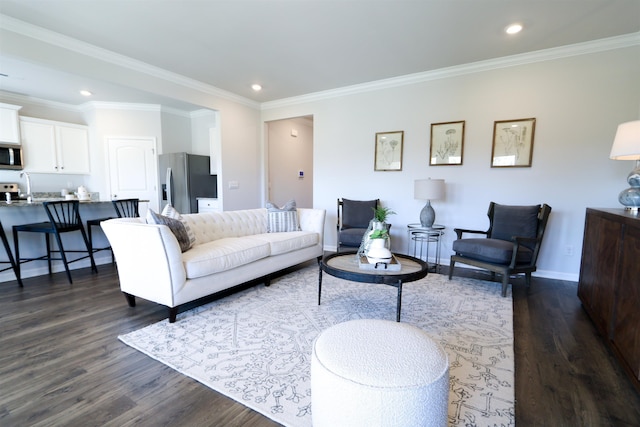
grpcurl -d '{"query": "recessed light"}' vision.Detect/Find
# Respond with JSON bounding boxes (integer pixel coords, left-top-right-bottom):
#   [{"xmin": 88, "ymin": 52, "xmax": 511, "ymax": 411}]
[
  {"xmin": 505, "ymin": 24, "xmax": 523, "ymax": 35},
  {"xmin": 251, "ymin": 84, "xmax": 262, "ymax": 91},
  {"xmin": 80, "ymin": 90, "xmax": 92, "ymax": 96}
]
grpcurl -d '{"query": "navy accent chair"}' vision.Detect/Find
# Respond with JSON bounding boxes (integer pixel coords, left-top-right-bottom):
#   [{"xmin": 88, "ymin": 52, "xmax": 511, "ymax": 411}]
[
  {"xmin": 449, "ymin": 202, "xmax": 552, "ymax": 296},
  {"xmin": 336, "ymin": 198, "xmax": 379, "ymax": 252}
]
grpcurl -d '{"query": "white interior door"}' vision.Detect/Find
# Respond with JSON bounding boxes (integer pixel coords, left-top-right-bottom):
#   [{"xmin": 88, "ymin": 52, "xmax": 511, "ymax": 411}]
[{"xmin": 106, "ymin": 137, "xmax": 158, "ymax": 216}]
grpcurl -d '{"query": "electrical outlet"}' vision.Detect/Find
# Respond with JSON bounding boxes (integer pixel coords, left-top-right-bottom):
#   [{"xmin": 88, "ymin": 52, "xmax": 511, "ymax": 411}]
[{"xmin": 564, "ymin": 245, "xmax": 574, "ymax": 256}]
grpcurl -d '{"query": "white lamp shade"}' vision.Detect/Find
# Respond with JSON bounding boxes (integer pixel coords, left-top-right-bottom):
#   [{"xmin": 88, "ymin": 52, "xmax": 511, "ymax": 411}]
[
  {"xmin": 610, "ymin": 120, "xmax": 640, "ymax": 160},
  {"xmin": 414, "ymin": 179, "xmax": 445, "ymax": 200}
]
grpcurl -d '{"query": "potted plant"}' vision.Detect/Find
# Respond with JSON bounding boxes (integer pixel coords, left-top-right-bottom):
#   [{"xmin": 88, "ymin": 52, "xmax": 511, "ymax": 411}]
[
  {"xmin": 372, "ymin": 206, "xmax": 396, "ymax": 223},
  {"xmin": 368, "ymin": 229, "xmax": 389, "ymax": 240}
]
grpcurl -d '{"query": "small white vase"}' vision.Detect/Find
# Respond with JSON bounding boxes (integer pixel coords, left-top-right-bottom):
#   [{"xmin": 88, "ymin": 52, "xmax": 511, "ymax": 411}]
[{"xmin": 366, "ymin": 238, "xmax": 392, "ymax": 264}]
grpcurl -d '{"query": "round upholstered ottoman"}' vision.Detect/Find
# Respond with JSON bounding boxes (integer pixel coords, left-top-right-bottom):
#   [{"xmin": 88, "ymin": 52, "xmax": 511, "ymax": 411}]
[{"xmin": 311, "ymin": 319, "xmax": 449, "ymax": 427}]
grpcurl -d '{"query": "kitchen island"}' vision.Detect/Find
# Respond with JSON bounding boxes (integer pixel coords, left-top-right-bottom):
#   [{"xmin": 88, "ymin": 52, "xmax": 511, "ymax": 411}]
[{"xmin": 0, "ymin": 195, "xmax": 147, "ymax": 283}]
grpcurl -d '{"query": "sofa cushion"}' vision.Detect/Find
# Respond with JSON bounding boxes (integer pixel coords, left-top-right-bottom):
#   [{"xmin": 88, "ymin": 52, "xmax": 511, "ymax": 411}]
[
  {"xmin": 182, "ymin": 237, "xmax": 271, "ymax": 279},
  {"xmin": 453, "ymin": 238, "xmax": 533, "ymax": 265},
  {"xmin": 266, "ymin": 200, "xmax": 300, "ymax": 232},
  {"xmin": 252, "ymin": 231, "xmax": 319, "ymax": 255},
  {"xmin": 491, "ymin": 204, "xmax": 540, "ymax": 246},
  {"xmin": 181, "ymin": 209, "xmax": 268, "ymax": 245},
  {"xmin": 146, "ymin": 209, "xmax": 193, "ymax": 252},
  {"xmin": 342, "ymin": 199, "xmax": 377, "ymax": 229}
]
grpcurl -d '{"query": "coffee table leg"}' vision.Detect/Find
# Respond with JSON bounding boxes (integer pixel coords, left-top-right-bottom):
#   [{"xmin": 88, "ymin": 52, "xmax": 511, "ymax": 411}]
[
  {"xmin": 318, "ymin": 266, "xmax": 323, "ymax": 305},
  {"xmin": 396, "ymin": 280, "xmax": 403, "ymax": 322}
]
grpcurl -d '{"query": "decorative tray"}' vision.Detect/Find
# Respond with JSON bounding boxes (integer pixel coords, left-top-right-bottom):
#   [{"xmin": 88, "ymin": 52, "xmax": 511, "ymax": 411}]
[{"xmin": 358, "ymin": 254, "xmax": 401, "ymax": 271}]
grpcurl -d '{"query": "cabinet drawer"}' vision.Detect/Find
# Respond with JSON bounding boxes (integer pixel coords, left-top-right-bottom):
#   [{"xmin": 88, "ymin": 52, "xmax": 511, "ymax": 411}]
[{"xmin": 198, "ymin": 198, "xmax": 220, "ymax": 213}]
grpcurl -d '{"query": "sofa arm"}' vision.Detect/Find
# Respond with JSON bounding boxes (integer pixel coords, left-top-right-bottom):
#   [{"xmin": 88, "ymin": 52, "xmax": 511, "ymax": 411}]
[
  {"xmin": 101, "ymin": 218, "xmax": 187, "ymax": 307},
  {"xmin": 298, "ymin": 208, "xmax": 326, "ymax": 239}
]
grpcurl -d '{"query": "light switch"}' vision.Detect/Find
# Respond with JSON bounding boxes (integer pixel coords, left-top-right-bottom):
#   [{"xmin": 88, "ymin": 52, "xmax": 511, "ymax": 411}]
[
  {"xmin": 228, "ymin": 180, "xmax": 239, "ymax": 189},
  {"xmin": 291, "ymin": 129, "xmax": 298, "ymax": 137}
]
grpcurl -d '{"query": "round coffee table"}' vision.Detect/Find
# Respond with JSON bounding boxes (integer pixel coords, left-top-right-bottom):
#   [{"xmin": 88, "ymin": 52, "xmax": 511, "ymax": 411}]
[{"xmin": 319, "ymin": 252, "xmax": 428, "ymax": 322}]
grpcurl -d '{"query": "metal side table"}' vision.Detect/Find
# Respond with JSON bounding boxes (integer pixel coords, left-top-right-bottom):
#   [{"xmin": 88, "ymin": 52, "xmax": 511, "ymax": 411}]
[{"xmin": 406, "ymin": 223, "xmax": 445, "ymax": 272}]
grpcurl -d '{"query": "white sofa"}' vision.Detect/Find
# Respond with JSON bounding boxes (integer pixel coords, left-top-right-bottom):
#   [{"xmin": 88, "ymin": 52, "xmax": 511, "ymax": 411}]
[{"xmin": 102, "ymin": 207, "xmax": 326, "ymax": 322}]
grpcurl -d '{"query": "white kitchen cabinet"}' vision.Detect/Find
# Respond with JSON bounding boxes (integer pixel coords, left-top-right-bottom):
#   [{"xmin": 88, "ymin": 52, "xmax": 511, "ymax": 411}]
[
  {"xmin": 20, "ymin": 117, "xmax": 90, "ymax": 174},
  {"xmin": 198, "ymin": 198, "xmax": 220, "ymax": 213},
  {"xmin": 0, "ymin": 103, "xmax": 22, "ymax": 145}
]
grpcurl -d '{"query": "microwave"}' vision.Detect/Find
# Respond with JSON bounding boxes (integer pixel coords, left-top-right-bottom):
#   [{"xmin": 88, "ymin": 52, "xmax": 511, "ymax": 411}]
[{"xmin": 0, "ymin": 144, "xmax": 24, "ymax": 170}]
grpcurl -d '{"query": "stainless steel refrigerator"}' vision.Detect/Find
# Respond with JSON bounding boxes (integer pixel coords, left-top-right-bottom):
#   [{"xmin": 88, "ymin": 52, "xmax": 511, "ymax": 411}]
[{"xmin": 158, "ymin": 153, "xmax": 217, "ymax": 214}]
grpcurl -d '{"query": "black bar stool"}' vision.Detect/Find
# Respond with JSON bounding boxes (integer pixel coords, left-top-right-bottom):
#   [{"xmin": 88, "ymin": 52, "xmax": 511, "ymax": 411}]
[
  {"xmin": 13, "ymin": 200, "xmax": 98, "ymax": 284},
  {"xmin": 0, "ymin": 221, "xmax": 23, "ymax": 286},
  {"xmin": 87, "ymin": 199, "xmax": 139, "ymax": 263}
]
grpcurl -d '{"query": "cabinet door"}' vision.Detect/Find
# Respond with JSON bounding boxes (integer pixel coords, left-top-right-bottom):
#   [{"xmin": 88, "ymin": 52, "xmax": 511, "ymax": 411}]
[
  {"xmin": 56, "ymin": 125, "xmax": 90, "ymax": 174},
  {"xmin": 20, "ymin": 120, "xmax": 58, "ymax": 173},
  {"xmin": 611, "ymin": 224, "xmax": 640, "ymax": 380},
  {"xmin": 577, "ymin": 213, "xmax": 621, "ymax": 337},
  {"xmin": 0, "ymin": 106, "xmax": 21, "ymax": 144}
]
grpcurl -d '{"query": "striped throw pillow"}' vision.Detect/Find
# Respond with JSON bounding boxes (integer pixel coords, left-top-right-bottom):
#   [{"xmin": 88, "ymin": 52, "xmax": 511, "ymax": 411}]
[{"xmin": 266, "ymin": 200, "xmax": 300, "ymax": 232}]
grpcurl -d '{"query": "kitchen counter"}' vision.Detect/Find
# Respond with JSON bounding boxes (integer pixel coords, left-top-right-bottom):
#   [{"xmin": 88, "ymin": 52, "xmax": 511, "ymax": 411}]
[{"xmin": 0, "ymin": 194, "xmax": 148, "ymax": 283}]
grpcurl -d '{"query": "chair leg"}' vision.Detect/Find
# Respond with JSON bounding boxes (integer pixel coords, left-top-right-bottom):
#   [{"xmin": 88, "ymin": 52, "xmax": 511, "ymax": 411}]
[
  {"xmin": 79, "ymin": 227, "xmax": 98, "ymax": 274},
  {"xmin": 51, "ymin": 231, "xmax": 73, "ymax": 284},
  {"xmin": 448, "ymin": 259, "xmax": 455, "ymax": 280},
  {"xmin": 525, "ymin": 272, "xmax": 532, "ymax": 288},
  {"xmin": 4, "ymin": 228, "xmax": 23, "ymax": 286},
  {"xmin": 501, "ymin": 274, "xmax": 509, "ymax": 297},
  {"xmin": 45, "ymin": 233, "xmax": 53, "ymax": 275}
]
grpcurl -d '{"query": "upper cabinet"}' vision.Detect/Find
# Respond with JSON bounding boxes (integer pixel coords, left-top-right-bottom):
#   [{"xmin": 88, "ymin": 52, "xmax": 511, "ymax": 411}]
[
  {"xmin": 0, "ymin": 103, "xmax": 23, "ymax": 145},
  {"xmin": 20, "ymin": 117, "xmax": 90, "ymax": 174}
]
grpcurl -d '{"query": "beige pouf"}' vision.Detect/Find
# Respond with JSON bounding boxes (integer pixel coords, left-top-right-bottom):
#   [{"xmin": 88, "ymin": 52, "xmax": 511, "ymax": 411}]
[{"xmin": 311, "ymin": 319, "xmax": 449, "ymax": 427}]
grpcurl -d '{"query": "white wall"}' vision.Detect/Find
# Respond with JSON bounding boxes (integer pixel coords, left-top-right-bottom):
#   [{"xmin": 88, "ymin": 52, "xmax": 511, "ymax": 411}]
[{"xmin": 261, "ymin": 45, "xmax": 640, "ymax": 281}]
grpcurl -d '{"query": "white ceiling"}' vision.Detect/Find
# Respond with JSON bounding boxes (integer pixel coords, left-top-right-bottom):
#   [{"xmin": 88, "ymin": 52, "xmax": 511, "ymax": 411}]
[{"xmin": 0, "ymin": 0, "xmax": 639, "ymax": 110}]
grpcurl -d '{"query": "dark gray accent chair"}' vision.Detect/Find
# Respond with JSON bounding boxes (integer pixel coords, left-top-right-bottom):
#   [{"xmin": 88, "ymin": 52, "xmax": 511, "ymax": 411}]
[
  {"xmin": 449, "ymin": 202, "xmax": 552, "ymax": 296},
  {"xmin": 336, "ymin": 198, "xmax": 378, "ymax": 252}
]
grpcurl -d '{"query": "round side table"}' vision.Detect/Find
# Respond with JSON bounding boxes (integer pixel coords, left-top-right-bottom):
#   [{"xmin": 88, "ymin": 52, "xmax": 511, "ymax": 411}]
[{"xmin": 407, "ymin": 223, "xmax": 445, "ymax": 272}]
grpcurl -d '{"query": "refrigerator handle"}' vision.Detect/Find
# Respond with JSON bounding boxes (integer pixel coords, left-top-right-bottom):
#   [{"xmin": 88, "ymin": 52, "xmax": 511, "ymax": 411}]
[{"xmin": 166, "ymin": 167, "xmax": 173, "ymax": 206}]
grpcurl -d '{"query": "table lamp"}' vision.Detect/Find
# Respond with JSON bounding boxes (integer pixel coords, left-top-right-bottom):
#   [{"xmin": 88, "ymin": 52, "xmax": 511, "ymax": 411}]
[
  {"xmin": 610, "ymin": 120, "xmax": 640, "ymax": 212},
  {"xmin": 414, "ymin": 178, "xmax": 445, "ymax": 227}
]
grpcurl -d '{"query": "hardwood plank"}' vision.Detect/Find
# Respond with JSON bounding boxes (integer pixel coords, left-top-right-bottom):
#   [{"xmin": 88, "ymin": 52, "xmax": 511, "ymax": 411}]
[{"xmin": 1, "ymin": 263, "xmax": 639, "ymax": 426}]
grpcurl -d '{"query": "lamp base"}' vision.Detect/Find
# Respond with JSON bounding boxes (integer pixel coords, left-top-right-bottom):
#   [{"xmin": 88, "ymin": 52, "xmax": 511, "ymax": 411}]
[
  {"xmin": 618, "ymin": 162, "xmax": 640, "ymax": 210},
  {"xmin": 420, "ymin": 201, "xmax": 435, "ymax": 228}
]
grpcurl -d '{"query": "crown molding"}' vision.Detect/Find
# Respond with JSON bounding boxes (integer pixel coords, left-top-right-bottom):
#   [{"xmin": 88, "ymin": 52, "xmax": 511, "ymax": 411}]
[
  {"xmin": 262, "ymin": 32, "xmax": 640, "ymax": 110},
  {"xmin": 0, "ymin": 91, "xmax": 85, "ymax": 113},
  {"xmin": 0, "ymin": 14, "xmax": 260, "ymax": 110}
]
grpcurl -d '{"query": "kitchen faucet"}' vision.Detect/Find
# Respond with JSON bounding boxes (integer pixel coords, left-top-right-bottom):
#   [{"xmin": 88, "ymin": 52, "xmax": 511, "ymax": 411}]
[{"xmin": 19, "ymin": 171, "xmax": 32, "ymax": 203}]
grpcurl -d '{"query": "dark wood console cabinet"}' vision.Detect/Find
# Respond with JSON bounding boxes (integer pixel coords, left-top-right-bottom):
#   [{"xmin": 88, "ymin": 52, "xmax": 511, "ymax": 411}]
[{"xmin": 578, "ymin": 208, "xmax": 640, "ymax": 390}]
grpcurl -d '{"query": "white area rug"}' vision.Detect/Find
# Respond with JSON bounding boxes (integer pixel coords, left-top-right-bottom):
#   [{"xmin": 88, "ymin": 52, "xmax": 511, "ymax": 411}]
[{"xmin": 119, "ymin": 265, "xmax": 514, "ymax": 427}]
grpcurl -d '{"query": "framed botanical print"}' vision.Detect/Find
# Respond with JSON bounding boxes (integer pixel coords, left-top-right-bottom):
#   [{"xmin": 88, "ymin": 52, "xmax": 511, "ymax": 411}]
[
  {"xmin": 491, "ymin": 118, "xmax": 536, "ymax": 167},
  {"xmin": 430, "ymin": 121, "xmax": 465, "ymax": 166},
  {"xmin": 374, "ymin": 131, "xmax": 404, "ymax": 171}
]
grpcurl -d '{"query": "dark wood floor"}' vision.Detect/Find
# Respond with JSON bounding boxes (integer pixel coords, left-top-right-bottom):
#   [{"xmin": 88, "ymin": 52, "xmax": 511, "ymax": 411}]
[{"xmin": 1, "ymin": 262, "xmax": 639, "ymax": 426}]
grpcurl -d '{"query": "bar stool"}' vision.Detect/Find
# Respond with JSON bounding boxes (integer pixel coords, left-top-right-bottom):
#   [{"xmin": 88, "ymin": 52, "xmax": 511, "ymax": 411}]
[
  {"xmin": 87, "ymin": 199, "xmax": 139, "ymax": 263},
  {"xmin": 0, "ymin": 221, "xmax": 23, "ymax": 286},
  {"xmin": 13, "ymin": 200, "xmax": 98, "ymax": 284}
]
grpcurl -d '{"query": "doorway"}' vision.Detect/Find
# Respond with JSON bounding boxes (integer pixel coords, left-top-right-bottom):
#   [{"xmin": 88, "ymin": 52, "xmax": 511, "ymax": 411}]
[
  {"xmin": 266, "ymin": 116, "xmax": 313, "ymax": 208},
  {"xmin": 106, "ymin": 136, "xmax": 158, "ymax": 216}
]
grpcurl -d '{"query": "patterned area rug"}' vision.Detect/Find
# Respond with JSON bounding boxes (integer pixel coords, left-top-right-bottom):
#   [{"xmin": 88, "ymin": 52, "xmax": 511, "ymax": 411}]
[{"xmin": 119, "ymin": 265, "xmax": 514, "ymax": 427}]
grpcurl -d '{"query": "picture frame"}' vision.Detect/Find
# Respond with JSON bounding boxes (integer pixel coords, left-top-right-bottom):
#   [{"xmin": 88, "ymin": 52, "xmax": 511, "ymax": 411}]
[
  {"xmin": 374, "ymin": 131, "xmax": 404, "ymax": 171},
  {"xmin": 491, "ymin": 118, "xmax": 536, "ymax": 167},
  {"xmin": 429, "ymin": 121, "xmax": 465, "ymax": 166}
]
